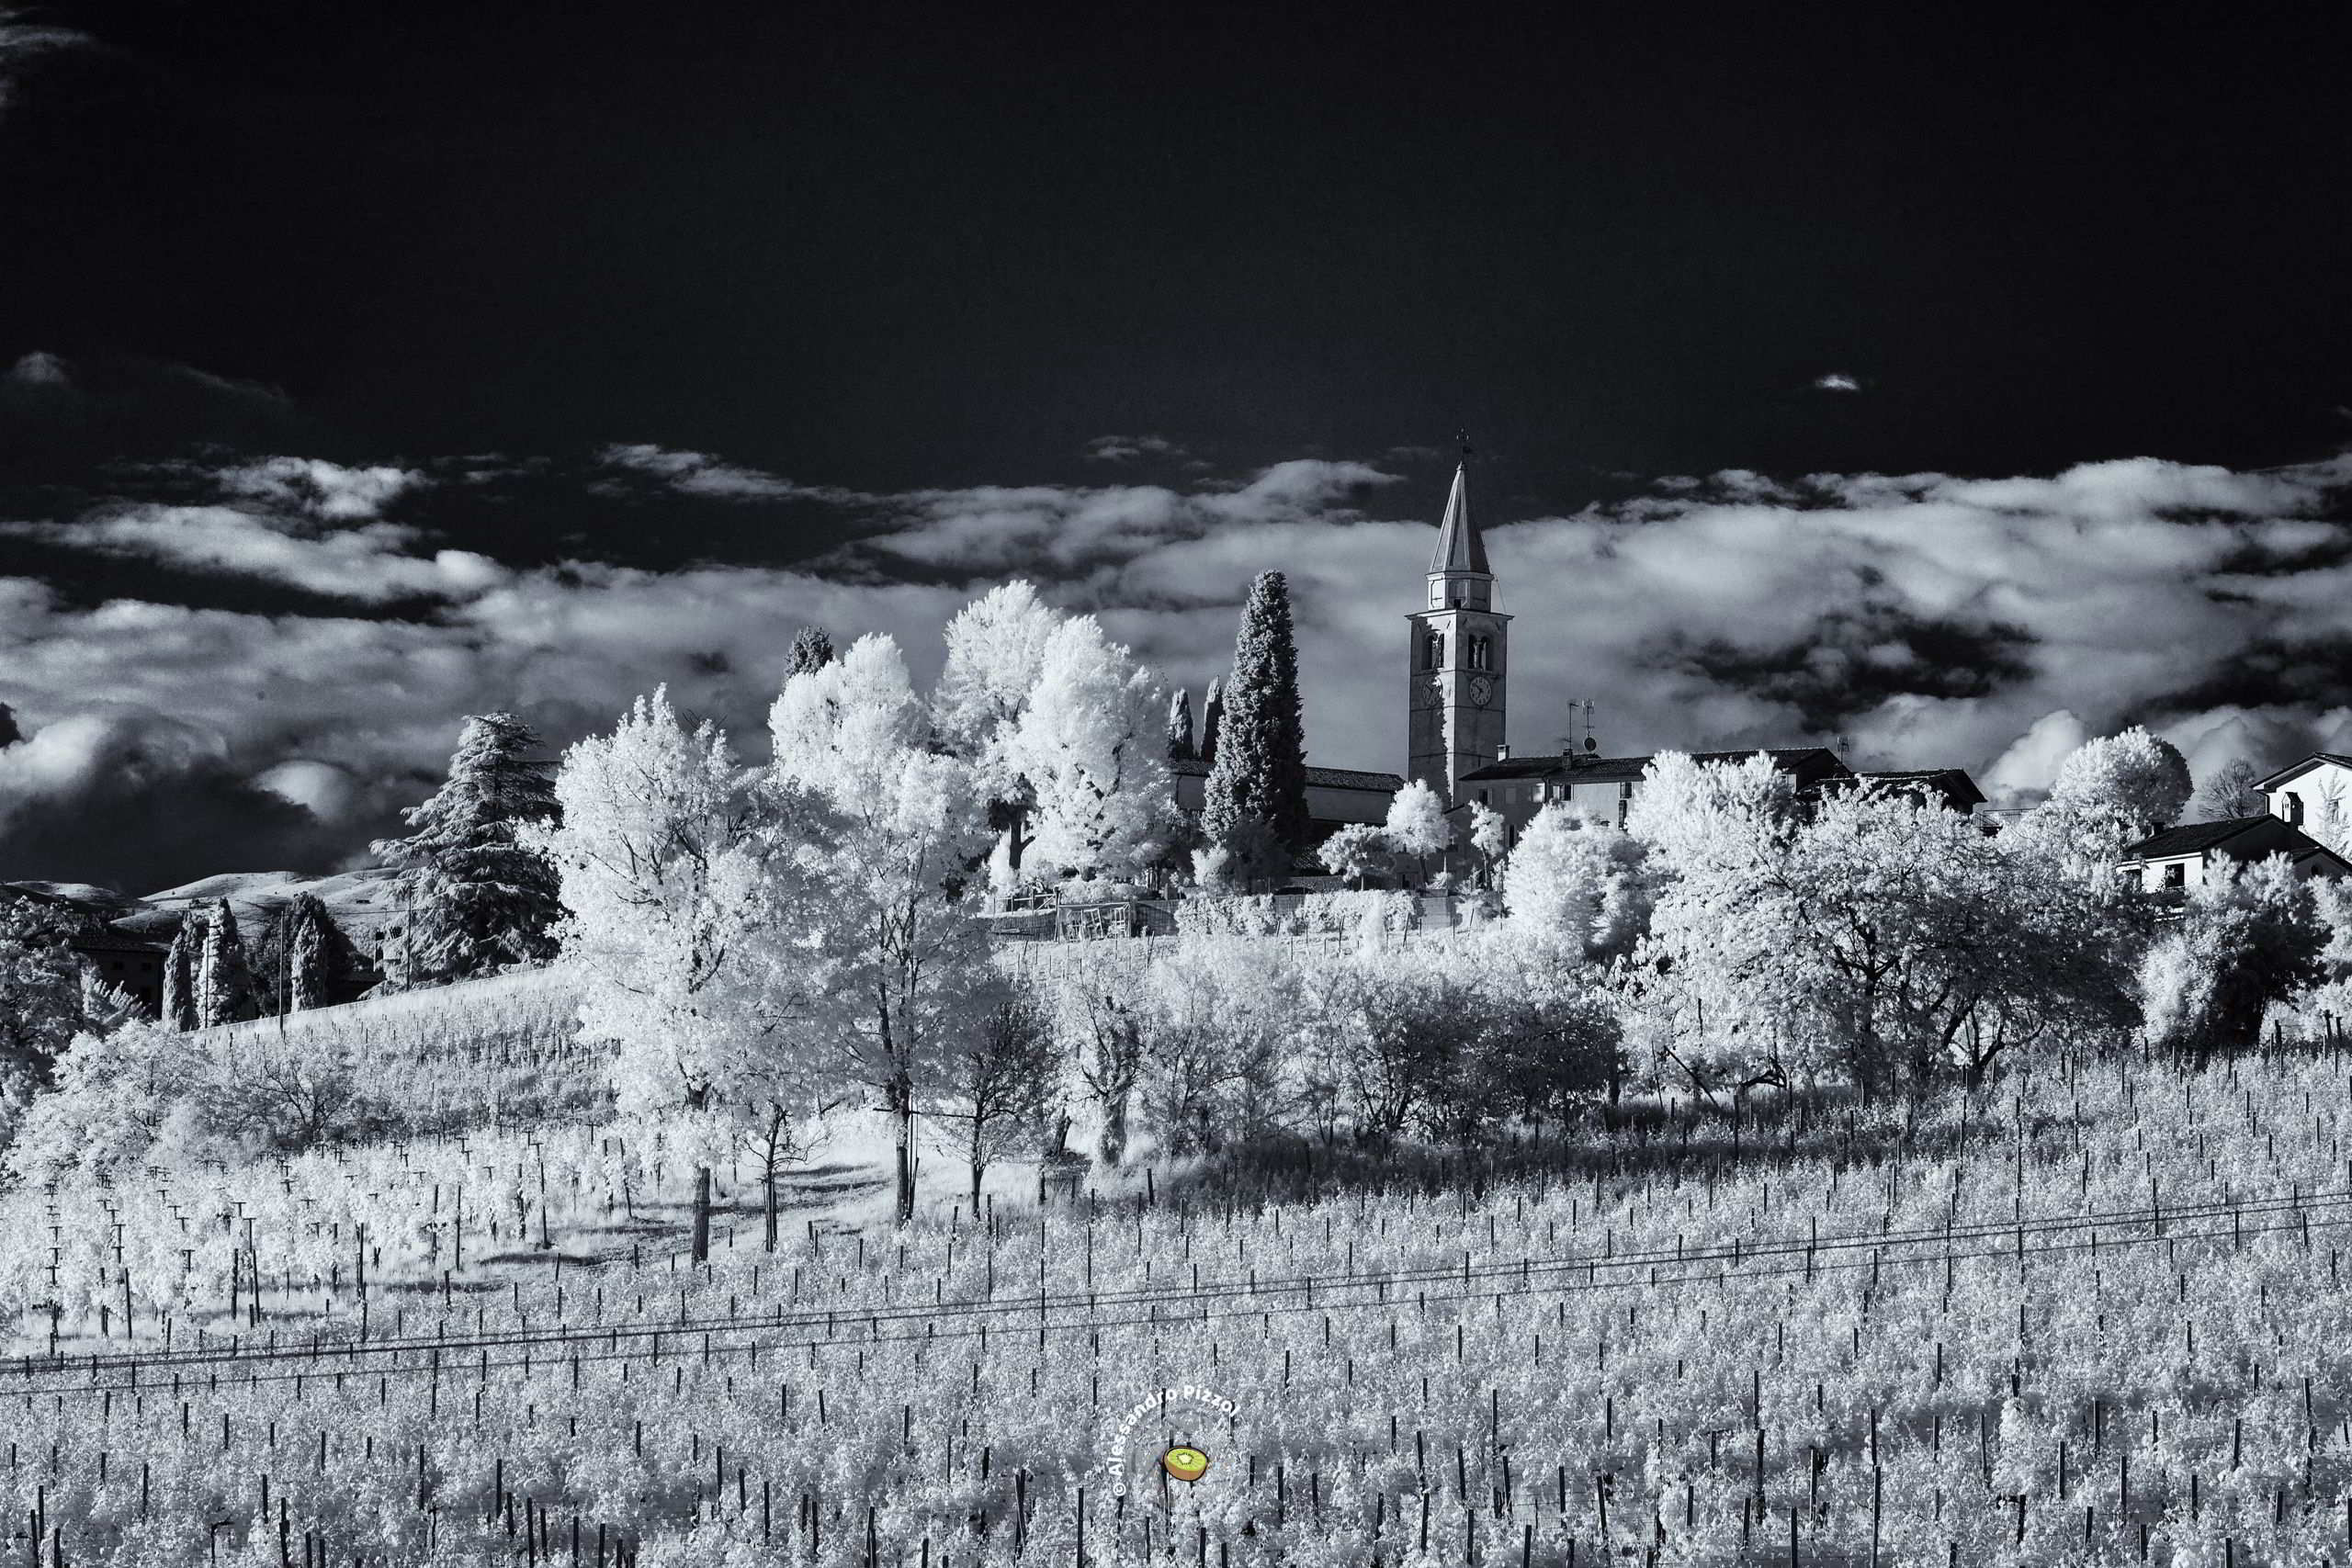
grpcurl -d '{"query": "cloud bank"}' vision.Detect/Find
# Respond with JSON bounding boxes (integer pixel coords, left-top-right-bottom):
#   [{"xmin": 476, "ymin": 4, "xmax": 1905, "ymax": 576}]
[{"xmin": 4, "ymin": 424, "xmax": 2349, "ymax": 892}]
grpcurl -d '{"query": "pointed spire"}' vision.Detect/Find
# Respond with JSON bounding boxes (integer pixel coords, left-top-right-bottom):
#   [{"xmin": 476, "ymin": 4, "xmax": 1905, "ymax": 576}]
[{"xmin": 1430, "ymin": 461, "xmax": 1490, "ymax": 574}]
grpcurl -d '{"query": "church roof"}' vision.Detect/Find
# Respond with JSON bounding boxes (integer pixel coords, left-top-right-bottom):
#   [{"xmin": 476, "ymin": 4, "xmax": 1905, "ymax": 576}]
[
  {"xmin": 2254, "ymin": 752, "xmax": 2352, "ymax": 791},
  {"xmin": 2119, "ymin": 814, "xmax": 2324, "ymax": 862},
  {"xmin": 1167, "ymin": 757, "xmax": 1402, "ymax": 792},
  {"xmin": 1847, "ymin": 768, "xmax": 1989, "ymax": 808},
  {"xmin": 1430, "ymin": 463, "xmax": 1490, "ymax": 576},
  {"xmin": 1461, "ymin": 747, "xmax": 1849, "ymax": 785}
]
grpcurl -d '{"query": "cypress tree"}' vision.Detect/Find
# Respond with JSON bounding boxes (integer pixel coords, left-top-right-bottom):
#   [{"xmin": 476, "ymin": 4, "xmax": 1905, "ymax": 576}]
[
  {"xmin": 786, "ymin": 625, "xmax": 836, "ymax": 677},
  {"xmin": 160, "ymin": 918, "xmax": 196, "ymax": 1031},
  {"xmin": 372, "ymin": 713, "xmax": 562, "ymax": 984},
  {"xmin": 1201, "ymin": 571, "xmax": 1309, "ymax": 881},
  {"xmin": 1167, "ymin": 687, "xmax": 1195, "ymax": 759},
  {"xmin": 194, "ymin": 900, "xmax": 258, "ymax": 1028},
  {"xmin": 269, "ymin": 892, "xmax": 351, "ymax": 1011},
  {"xmin": 1200, "ymin": 677, "xmax": 1223, "ymax": 766}
]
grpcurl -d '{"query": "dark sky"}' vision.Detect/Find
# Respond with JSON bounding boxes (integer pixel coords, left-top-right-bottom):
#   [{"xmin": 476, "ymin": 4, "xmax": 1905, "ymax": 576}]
[
  {"xmin": 7, "ymin": 3, "xmax": 2349, "ymax": 543},
  {"xmin": 5, "ymin": 2, "xmax": 2352, "ymax": 894}
]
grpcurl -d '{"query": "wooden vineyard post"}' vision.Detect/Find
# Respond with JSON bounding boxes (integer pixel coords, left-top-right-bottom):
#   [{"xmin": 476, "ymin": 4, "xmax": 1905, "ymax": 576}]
[{"xmin": 693, "ymin": 1167, "xmax": 712, "ymax": 1265}]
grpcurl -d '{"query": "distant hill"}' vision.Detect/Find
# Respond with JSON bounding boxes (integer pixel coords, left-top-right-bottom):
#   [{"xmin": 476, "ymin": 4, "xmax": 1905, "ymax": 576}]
[
  {"xmin": 140, "ymin": 866, "xmax": 410, "ymax": 926},
  {"xmin": 6, "ymin": 866, "xmax": 413, "ymax": 944}
]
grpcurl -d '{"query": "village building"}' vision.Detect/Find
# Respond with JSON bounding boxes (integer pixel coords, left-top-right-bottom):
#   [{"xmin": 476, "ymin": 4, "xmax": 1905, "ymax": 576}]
[
  {"xmin": 2111, "ymin": 752, "xmax": 2352, "ymax": 896},
  {"xmin": 67, "ymin": 931, "xmax": 169, "ymax": 1016},
  {"xmin": 1166, "ymin": 758, "xmax": 1403, "ymax": 837},
  {"xmin": 1159, "ymin": 457, "xmax": 2000, "ymax": 870},
  {"xmin": 2255, "ymin": 753, "xmax": 2352, "ymax": 832},
  {"xmin": 1398, "ymin": 458, "xmax": 1980, "ymax": 848},
  {"xmin": 2116, "ymin": 815, "xmax": 2350, "ymax": 894}
]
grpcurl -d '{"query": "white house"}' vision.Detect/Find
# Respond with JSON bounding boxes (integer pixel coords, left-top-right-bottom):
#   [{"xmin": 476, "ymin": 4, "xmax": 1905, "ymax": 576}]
[
  {"xmin": 2255, "ymin": 753, "xmax": 2352, "ymax": 835},
  {"xmin": 2115, "ymin": 814, "xmax": 2350, "ymax": 894}
]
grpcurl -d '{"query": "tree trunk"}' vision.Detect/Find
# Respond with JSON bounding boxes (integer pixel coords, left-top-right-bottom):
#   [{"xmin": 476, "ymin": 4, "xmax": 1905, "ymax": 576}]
[
  {"xmin": 692, "ymin": 1166, "xmax": 712, "ymax": 1264},
  {"xmin": 893, "ymin": 1100, "xmax": 916, "ymax": 1225},
  {"xmin": 1099, "ymin": 1090, "xmax": 1130, "ymax": 1168},
  {"xmin": 759, "ymin": 1104, "xmax": 789, "ymax": 1253}
]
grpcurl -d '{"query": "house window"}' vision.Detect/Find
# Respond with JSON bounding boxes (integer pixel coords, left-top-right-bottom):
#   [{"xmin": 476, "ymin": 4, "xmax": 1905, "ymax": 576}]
[
  {"xmin": 2164, "ymin": 862, "xmax": 2187, "ymax": 888},
  {"xmin": 2287, "ymin": 794, "xmax": 2306, "ymax": 827},
  {"xmin": 1477, "ymin": 789, "xmax": 1489, "ymax": 805}
]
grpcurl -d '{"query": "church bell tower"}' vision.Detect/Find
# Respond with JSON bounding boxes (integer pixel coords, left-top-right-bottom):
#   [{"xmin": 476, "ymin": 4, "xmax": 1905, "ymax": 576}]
[{"xmin": 1406, "ymin": 455, "xmax": 1510, "ymax": 807}]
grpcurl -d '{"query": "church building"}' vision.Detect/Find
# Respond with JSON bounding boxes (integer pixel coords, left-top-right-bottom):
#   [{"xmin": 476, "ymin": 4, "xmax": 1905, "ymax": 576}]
[
  {"xmin": 1402, "ymin": 460, "xmax": 1976, "ymax": 848},
  {"xmin": 1407, "ymin": 462, "xmax": 1511, "ymax": 807}
]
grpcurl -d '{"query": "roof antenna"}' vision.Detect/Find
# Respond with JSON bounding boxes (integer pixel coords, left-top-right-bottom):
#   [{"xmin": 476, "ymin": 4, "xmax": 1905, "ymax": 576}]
[{"xmin": 1584, "ymin": 700, "xmax": 1598, "ymax": 754}]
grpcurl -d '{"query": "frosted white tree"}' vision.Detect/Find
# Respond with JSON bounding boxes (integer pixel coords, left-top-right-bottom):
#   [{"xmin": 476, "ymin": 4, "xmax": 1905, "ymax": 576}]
[
  {"xmin": 1500, "ymin": 805, "xmax": 1653, "ymax": 963},
  {"xmin": 1623, "ymin": 750, "xmax": 1797, "ymax": 877},
  {"xmin": 1316, "ymin": 822, "xmax": 1387, "ymax": 888},
  {"xmin": 2139, "ymin": 855, "xmax": 2325, "ymax": 1059},
  {"xmin": 6, "ymin": 1019, "xmax": 203, "ymax": 1185},
  {"xmin": 1045, "ymin": 968, "xmax": 1148, "ymax": 1166},
  {"xmin": 1468, "ymin": 801, "xmax": 1510, "ymax": 889},
  {"xmin": 529, "ymin": 687, "xmax": 826, "ymax": 1258},
  {"xmin": 1615, "ymin": 754, "xmax": 1803, "ymax": 1098},
  {"xmin": 2005, "ymin": 725, "xmax": 2194, "ymax": 888},
  {"xmin": 772, "ymin": 634, "xmax": 1001, "ymax": 1224},
  {"xmin": 1625, "ymin": 765, "xmax": 2140, "ymax": 1100},
  {"xmin": 1012, "ymin": 615, "xmax": 1172, "ymax": 886},
  {"xmin": 1383, "ymin": 779, "xmax": 1452, "ymax": 886},
  {"xmin": 2050, "ymin": 725, "xmax": 2195, "ymax": 829},
  {"xmin": 1135, "ymin": 935, "xmax": 1304, "ymax": 1153},
  {"xmin": 933, "ymin": 581, "xmax": 1064, "ymax": 881},
  {"xmin": 0, "ymin": 903, "xmax": 110, "ymax": 1144}
]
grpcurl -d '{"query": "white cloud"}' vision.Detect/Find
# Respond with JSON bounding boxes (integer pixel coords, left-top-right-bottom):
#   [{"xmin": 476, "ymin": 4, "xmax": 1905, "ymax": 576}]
[
  {"xmin": 217, "ymin": 457, "xmax": 424, "ymax": 520},
  {"xmin": 8, "ymin": 441, "xmax": 2352, "ymax": 882},
  {"xmin": 5, "ymin": 349, "xmax": 67, "ymax": 386},
  {"xmin": 254, "ymin": 759, "xmax": 361, "ymax": 821},
  {"xmin": 0, "ymin": 504, "xmax": 506, "ymax": 603},
  {"xmin": 865, "ymin": 458, "xmax": 1398, "ymax": 575},
  {"xmin": 1083, "ymin": 434, "xmax": 1186, "ymax": 463},
  {"xmin": 1814, "ymin": 372, "xmax": 1861, "ymax": 392},
  {"xmin": 595, "ymin": 443, "xmax": 865, "ymax": 503}
]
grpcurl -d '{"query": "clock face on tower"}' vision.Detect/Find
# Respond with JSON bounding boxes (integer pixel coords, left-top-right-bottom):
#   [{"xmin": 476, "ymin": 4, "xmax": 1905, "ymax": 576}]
[
  {"xmin": 1468, "ymin": 675, "xmax": 1494, "ymax": 707},
  {"xmin": 1419, "ymin": 674, "xmax": 1445, "ymax": 710}
]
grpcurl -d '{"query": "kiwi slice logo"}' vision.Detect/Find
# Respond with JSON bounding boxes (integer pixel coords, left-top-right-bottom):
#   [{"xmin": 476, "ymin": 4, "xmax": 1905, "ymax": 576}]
[{"xmin": 1161, "ymin": 1446, "xmax": 1210, "ymax": 1483}]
